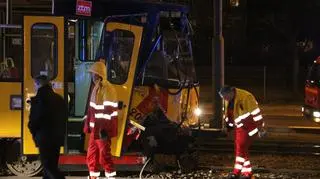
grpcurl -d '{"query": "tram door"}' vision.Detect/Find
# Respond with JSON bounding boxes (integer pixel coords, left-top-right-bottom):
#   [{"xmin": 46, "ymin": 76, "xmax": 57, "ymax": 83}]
[{"xmin": 22, "ymin": 16, "xmax": 65, "ymax": 154}]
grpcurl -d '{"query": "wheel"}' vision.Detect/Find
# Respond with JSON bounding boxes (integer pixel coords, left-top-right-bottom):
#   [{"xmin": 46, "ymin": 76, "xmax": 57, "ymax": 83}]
[{"xmin": 5, "ymin": 139, "xmax": 42, "ymax": 176}]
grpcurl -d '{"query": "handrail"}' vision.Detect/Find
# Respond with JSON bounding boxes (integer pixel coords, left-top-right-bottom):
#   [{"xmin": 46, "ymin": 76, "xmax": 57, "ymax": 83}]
[{"xmin": 0, "ymin": 24, "xmax": 21, "ymax": 29}]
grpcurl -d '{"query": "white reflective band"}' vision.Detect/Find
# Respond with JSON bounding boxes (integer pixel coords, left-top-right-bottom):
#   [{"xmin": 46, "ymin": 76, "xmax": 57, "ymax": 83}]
[
  {"xmin": 83, "ymin": 115, "xmax": 87, "ymax": 120},
  {"xmin": 90, "ymin": 102, "xmax": 104, "ymax": 110},
  {"xmin": 105, "ymin": 171, "xmax": 116, "ymax": 177},
  {"xmin": 236, "ymin": 156, "xmax": 245, "ymax": 163},
  {"xmin": 236, "ymin": 123, "xmax": 244, "ymax": 128},
  {"xmin": 253, "ymin": 115, "xmax": 263, "ymax": 121},
  {"xmin": 241, "ymin": 167, "xmax": 252, "ymax": 172},
  {"xmin": 129, "ymin": 120, "xmax": 146, "ymax": 131},
  {"xmin": 234, "ymin": 112, "xmax": 250, "ymax": 123},
  {"xmin": 228, "ymin": 123, "xmax": 234, "ymax": 127},
  {"xmin": 248, "ymin": 128, "xmax": 259, "ymax": 136},
  {"xmin": 243, "ymin": 161, "xmax": 251, "ymax": 166},
  {"xmin": 103, "ymin": 101, "xmax": 118, "ymax": 108},
  {"xmin": 234, "ymin": 164, "xmax": 243, "ymax": 170},
  {"xmin": 89, "ymin": 171, "xmax": 100, "ymax": 177},
  {"xmin": 95, "ymin": 113, "xmax": 111, "ymax": 120},
  {"xmin": 111, "ymin": 111, "xmax": 118, "ymax": 117},
  {"xmin": 89, "ymin": 122, "xmax": 95, "ymax": 128},
  {"xmin": 251, "ymin": 108, "xmax": 261, "ymax": 115},
  {"xmin": 225, "ymin": 117, "xmax": 229, "ymax": 122}
]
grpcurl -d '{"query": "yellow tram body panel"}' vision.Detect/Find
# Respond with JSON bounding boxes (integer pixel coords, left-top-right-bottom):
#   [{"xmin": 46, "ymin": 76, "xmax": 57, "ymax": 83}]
[
  {"xmin": 0, "ymin": 82, "xmax": 21, "ymax": 138},
  {"xmin": 128, "ymin": 86, "xmax": 200, "ymax": 127}
]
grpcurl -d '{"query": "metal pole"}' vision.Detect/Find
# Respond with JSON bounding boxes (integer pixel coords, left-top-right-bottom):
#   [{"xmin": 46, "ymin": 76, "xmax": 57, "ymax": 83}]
[
  {"xmin": 263, "ymin": 66, "xmax": 266, "ymax": 102},
  {"xmin": 6, "ymin": 0, "xmax": 12, "ymax": 24},
  {"xmin": 52, "ymin": 0, "xmax": 55, "ymax": 15},
  {"xmin": 1, "ymin": 12, "xmax": 4, "ymax": 62},
  {"xmin": 211, "ymin": 0, "xmax": 224, "ymax": 129},
  {"xmin": 3, "ymin": 0, "xmax": 12, "ymax": 61}
]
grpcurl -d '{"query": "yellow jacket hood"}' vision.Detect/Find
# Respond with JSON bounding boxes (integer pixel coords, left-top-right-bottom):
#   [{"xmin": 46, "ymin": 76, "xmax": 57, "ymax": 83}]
[{"xmin": 88, "ymin": 61, "xmax": 107, "ymax": 82}]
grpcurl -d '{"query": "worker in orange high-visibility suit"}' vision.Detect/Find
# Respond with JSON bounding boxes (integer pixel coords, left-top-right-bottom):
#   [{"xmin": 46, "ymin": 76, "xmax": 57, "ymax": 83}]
[
  {"xmin": 219, "ymin": 86, "xmax": 266, "ymax": 179},
  {"xmin": 83, "ymin": 59, "xmax": 118, "ymax": 179}
]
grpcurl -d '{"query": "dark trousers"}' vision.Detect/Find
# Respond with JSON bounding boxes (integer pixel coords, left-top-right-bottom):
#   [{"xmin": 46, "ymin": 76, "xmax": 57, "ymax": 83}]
[{"xmin": 38, "ymin": 143, "xmax": 65, "ymax": 179}]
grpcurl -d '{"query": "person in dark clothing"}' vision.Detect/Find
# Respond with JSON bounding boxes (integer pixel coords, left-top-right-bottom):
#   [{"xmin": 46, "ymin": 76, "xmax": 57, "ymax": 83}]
[{"xmin": 28, "ymin": 75, "xmax": 68, "ymax": 179}]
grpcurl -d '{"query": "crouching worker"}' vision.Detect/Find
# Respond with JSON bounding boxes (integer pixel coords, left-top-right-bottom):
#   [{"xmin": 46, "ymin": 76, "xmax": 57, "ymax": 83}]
[
  {"xmin": 83, "ymin": 59, "xmax": 118, "ymax": 179},
  {"xmin": 219, "ymin": 86, "xmax": 266, "ymax": 179}
]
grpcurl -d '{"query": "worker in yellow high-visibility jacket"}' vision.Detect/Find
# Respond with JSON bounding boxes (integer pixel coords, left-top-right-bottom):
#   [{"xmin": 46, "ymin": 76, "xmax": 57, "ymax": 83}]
[{"xmin": 219, "ymin": 86, "xmax": 266, "ymax": 179}]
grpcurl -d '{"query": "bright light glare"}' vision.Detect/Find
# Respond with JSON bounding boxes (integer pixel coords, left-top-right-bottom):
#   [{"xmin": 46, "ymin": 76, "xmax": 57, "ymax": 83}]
[
  {"xmin": 314, "ymin": 117, "xmax": 320, "ymax": 123},
  {"xmin": 194, "ymin": 108, "xmax": 202, "ymax": 116},
  {"xmin": 68, "ymin": 19, "xmax": 78, "ymax": 22},
  {"xmin": 313, "ymin": 111, "xmax": 320, "ymax": 118}
]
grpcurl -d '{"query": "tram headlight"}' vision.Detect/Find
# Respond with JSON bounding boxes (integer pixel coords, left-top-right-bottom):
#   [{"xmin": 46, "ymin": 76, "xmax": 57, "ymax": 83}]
[
  {"xmin": 194, "ymin": 107, "xmax": 202, "ymax": 116},
  {"xmin": 313, "ymin": 111, "xmax": 320, "ymax": 118}
]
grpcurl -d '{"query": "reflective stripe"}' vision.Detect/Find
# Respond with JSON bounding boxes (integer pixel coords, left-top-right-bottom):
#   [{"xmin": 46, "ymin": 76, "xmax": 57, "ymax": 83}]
[
  {"xmin": 90, "ymin": 102, "xmax": 104, "ymax": 110},
  {"xmin": 234, "ymin": 112, "xmax": 250, "ymax": 123},
  {"xmin": 248, "ymin": 128, "xmax": 259, "ymax": 136},
  {"xmin": 236, "ymin": 123, "xmax": 243, "ymax": 128},
  {"xmin": 103, "ymin": 101, "xmax": 118, "ymax": 108},
  {"xmin": 253, "ymin": 115, "xmax": 263, "ymax": 121},
  {"xmin": 236, "ymin": 156, "xmax": 245, "ymax": 163},
  {"xmin": 105, "ymin": 171, "xmax": 116, "ymax": 177},
  {"xmin": 111, "ymin": 111, "xmax": 118, "ymax": 117},
  {"xmin": 225, "ymin": 117, "xmax": 229, "ymax": 122},
  {"xmin": 228, "ymin": 123, "xmax": 234, "ymax": 127},
  {"xmin": 95, "ymin": 112, "xmax": 117, "ymax": 120},
  {"xmin": 95, "ymin": 113, "xmax": 111, "ymax": 120},
  {"xmin": 243, "ymin": 161, "xmax": 250, "ymax": 166},
  {"xmin": 90, "ymin": 101, "xmax": 118, "ymax": 109},
  {"xmin": 251, "ymin": 108, "xmax": 260, "ymax": 115},
  {"xmin": 241, "ymin": 167, "xmax": 252, "ymax": 172},
  {"xmin": 83, "ymin": 115, "xmax": 87, "ymax": 120},
  {"xmin": 89, "ymin": 171, "xmax": 100, "ymax": 177},
  {"xmin": 234, "ymin": 164, "xmax": 243, "ymax": 170},
  {"xmin": 89, "ymin": 122, "xmax": 95, "ymax": 128}
]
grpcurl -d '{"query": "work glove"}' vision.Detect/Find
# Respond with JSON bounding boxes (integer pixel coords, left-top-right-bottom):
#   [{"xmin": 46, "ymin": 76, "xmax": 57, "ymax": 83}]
[
  {"xmin": 258, "ymin": 128, "xmax": 267, "ymax": 138},
  {"xmin": 83, "ymin": 116, "xmax": 91, "ymax": 134}
]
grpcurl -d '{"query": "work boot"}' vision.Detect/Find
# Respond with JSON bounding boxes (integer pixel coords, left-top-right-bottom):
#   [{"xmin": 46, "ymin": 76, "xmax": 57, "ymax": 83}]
[
  {"xmin": 105, "ymin": 171, "xmax": 116, "ymax": 178},
  {"xmin": 239, "ymin": 173, "xmax": 253, "ymax": 179},
  {"xmin": 226, "ymin": 172, "xmax": 239, "ymax": 179}
]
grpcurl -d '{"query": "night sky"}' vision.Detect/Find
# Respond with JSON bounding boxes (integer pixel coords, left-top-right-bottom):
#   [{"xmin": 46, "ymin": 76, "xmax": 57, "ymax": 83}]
[{"xmin": 189, "ymin": 0, "xmax": 320, "ymax": 66}]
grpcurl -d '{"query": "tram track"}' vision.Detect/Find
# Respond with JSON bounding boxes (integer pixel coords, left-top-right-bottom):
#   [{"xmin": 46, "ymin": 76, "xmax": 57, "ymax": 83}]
[
  {"xmin": 197, "ymin": 166, "xmax": 320, "ymax": 175},
  {"xmin": 194, "ymin": 139, "xmax": 320, "ymax": 156}
]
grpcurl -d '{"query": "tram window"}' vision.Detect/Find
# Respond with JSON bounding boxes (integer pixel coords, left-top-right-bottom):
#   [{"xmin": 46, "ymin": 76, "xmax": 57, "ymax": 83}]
[
  {"xmin": 31, "ymin": 24, "xmax": 57, "ymax": 80},
  {"xmin": 78, "ymin": 20, "xmax": 104, "ymax": 61},
  {"xmin": 107, "ymin": 30, "xmax": 134, "ymax": 85},
  {"xmin": 164, "ymin": 32, "xmax": 196, "ymax": 82},
  {"xmin": 0, "ymin": 28, "xmax": 22, "ymax": 81},
  {"xmin": 143, "ymin": 30, "xmax": 197, "ymax": 85}
]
